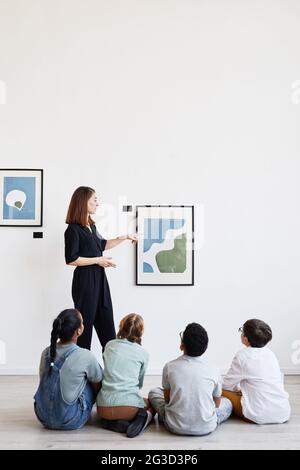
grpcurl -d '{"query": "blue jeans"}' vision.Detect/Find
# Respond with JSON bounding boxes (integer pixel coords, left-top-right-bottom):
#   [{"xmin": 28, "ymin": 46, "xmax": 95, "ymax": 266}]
[{"xmin": 34, "ymin": 345, "xmax": 94, "ymax": 430}]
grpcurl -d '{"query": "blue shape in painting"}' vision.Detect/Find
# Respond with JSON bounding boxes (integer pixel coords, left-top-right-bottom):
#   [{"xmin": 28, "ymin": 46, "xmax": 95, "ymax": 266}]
[
  {"xmin": 143, "ymin": 262, "xmax": 154, "ymax": 273},
  {"xmin": 3, "ymin": 177, "xmax": 36, "ymax": 220},
  {"xmin": 143, "ymin": 219, "xmax": 185, "ymax": 253},
  {"xmin": 143, "ymin": 218, "xmax": 185, "ymax": 273}
]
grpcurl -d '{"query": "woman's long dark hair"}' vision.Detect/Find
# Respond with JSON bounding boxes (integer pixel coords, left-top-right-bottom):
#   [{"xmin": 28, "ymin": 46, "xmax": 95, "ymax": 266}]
[{"xmin": 49, "ymin": 309, "xmax": 82, "ymax": 372}]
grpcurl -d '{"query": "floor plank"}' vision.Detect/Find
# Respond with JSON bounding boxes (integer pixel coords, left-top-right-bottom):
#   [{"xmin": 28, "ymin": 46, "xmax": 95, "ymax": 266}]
[{"xmin": 0, "ymin": 375, "xmax": 299, "ymax": 450}]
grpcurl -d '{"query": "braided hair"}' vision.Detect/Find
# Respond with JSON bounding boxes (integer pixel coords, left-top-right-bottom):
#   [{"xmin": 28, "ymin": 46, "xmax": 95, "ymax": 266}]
[
  {"xmin": 117, "ymin": 313, "xmax": 144, "ymax": 345},
  {"xmin": 49, "ymin": 309, "xmax": 82, "ymax": 373}
]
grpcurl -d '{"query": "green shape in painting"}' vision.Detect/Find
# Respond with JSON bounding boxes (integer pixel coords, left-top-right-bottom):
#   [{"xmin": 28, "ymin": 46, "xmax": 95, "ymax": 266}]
[
  {"xmin": 156, "ymin": 234, "xmax": 187, "ymax": 273},
  {"xmin": 14, "ymin": 201, "xmax": 22, "ymax": 209}
]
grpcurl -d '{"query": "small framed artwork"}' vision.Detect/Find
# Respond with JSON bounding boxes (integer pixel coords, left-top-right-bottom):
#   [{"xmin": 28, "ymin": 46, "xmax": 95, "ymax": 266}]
[
  {"xmin": 136, "ymin": 205, "xmax": 194, "ymax": 285},
  {"xmin": 0, "ymin": 169, "xmax": 43, "ymax": 226}
]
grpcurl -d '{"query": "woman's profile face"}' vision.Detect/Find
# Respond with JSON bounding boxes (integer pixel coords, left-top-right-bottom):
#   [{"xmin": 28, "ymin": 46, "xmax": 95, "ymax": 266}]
[{"xmin": 87, "ymin": 193, "xmax": 99, "ymax": 215}]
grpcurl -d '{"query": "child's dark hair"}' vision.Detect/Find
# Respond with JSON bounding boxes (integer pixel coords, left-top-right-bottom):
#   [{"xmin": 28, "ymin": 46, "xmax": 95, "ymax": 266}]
[
  {"xmin": 117, "ymin": 313, "xmax": 144, "ymax": 345},
  {"xmin": 49, "ymin": 309, "xmax": 82, "ymax": 372},
  {"xmin": 242, "ymin": 319, "xmax": 272, "ymax": 348},
  {"xmin": 182, "ymin": 323, "xmax": 208, "ymax": 357}
]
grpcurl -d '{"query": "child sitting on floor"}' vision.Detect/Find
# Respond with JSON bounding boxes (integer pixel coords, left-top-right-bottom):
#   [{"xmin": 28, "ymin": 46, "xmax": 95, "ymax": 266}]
[
  {"xmin": 222, "ymin": 318, "xmax": 291, "ymax": 424},
  {"xmin": 97, "ymin": 313, "xmax": 155, "ymax": 438},
  {"xmin": 34, "ymin": 309, "xmax": 102, "ymax": 430},
  {"xmin": 148, "ymin": 323, "xmax": 232, "ymax": 435}
]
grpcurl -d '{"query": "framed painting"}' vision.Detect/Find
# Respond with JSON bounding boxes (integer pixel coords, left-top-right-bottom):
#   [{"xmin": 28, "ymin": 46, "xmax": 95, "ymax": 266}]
[
  {"xmin": 0, "ymin": 169, "xmax": 43, "ymax": 226},
  {"xmin": 136, "ymin": 205, "xmax": 194, "ymax": 285}
]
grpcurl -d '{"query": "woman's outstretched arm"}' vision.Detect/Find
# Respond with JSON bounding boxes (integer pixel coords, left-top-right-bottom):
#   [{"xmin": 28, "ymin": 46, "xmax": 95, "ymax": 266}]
[{"xmin": 105, "ymin": 233, "xmax": 139, "ymax": 250}]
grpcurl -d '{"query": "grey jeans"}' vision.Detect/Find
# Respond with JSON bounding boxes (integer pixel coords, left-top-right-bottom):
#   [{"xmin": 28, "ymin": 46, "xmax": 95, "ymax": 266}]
[{"xmin": 148, "ymin": 387, "xmax": 232, "ymax": 432}]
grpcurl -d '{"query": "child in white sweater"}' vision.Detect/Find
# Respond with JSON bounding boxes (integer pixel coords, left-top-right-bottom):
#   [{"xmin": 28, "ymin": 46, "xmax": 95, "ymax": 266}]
[{"xmin": 222, "ymin": 319, "xmax": 291, "ymax": 424}]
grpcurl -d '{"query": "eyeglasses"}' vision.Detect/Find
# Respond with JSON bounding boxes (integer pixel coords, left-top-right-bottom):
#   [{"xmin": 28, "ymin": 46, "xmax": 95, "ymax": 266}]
[
  {"xmin": 179, "ymin": 331, "xmax": 183, "ymax": 340},
  {"xmin": 238, "ymin": 326, "xmax": 243, "ymax": 334}
]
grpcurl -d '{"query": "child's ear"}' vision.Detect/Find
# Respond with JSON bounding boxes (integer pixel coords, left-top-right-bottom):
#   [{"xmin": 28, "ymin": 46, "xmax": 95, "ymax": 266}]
[
  {"xmin": 78, "ymin": 324, "xmax": 84, "ymax": 337},
  {"xmin": 242, "ymin": 335, "xmax": 250, "ymax": 347},
  {"xmin": 180, "ymin": 342, "xmax": 184, "ymax": 351}
]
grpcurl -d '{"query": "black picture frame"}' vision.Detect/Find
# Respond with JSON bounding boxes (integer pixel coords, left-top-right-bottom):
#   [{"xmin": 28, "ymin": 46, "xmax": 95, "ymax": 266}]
[
  {"xmin": 0, "ymin": 168, "xmax": 43, "ymax": 227},
  {"xmin": 135, "ymin": 205, "xmax": 194, "ymax": 286}
]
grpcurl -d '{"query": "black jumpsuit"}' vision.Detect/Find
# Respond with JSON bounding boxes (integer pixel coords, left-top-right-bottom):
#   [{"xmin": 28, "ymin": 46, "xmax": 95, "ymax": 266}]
[{"xmin": 64, "ymin": 223, "xmax": 116, "ymax": 350}]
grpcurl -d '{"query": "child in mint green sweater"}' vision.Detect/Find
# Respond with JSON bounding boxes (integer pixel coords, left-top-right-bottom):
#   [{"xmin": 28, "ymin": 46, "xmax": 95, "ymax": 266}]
[{"xmin": 97, "ymin": 313, "xmax": 155, "ymax": 437}]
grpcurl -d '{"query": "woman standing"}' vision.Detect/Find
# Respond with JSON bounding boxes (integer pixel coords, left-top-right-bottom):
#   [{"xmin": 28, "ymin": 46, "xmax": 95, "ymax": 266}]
[{"xmin": 65, "ymin": 186, "xmax": 138, "ymax": 350}]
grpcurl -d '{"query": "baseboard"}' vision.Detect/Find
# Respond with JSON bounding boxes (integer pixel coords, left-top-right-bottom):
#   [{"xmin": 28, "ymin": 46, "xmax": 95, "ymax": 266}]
[
  {"xmin": 0, "ymin": 368, "xmax": 37, "ymax": 375},
  {"xmin": 279, "ymin": 368, "xmax": 300, "ymax": 375},
  {"xmin": 1, "ymin": 367, "xmax": 300, "ymax": 376},
  {"xmin": 147, "ymin": 368, "xmax": 300, "ymax": 376}
]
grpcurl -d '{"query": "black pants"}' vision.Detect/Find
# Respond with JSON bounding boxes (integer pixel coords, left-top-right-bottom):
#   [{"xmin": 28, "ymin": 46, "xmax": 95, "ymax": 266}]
[{"xmin": 72, "ymin": 266, "xmax": 116, "ymax": 350}]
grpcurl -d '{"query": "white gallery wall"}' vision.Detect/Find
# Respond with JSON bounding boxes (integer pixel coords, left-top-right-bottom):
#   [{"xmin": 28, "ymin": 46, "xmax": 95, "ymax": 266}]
[{"xmin": 0, "ymin": 0, "xmax": 300, "ymax": 374}]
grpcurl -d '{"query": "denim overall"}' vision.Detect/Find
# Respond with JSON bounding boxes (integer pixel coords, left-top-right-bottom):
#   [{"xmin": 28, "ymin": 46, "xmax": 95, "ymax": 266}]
[{"xmin": 34, "ymin": 345, "xmax": 94, "ymax": 430}]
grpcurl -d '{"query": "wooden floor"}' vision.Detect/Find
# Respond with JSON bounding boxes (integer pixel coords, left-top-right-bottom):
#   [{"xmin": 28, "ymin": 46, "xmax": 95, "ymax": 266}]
[{"xmin": 0, "ymin": 375, "xmax": 299, "ymax": 450}]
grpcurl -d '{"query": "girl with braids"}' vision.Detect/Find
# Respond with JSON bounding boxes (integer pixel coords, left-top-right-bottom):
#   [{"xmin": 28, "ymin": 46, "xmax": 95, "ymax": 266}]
[
  {"xmin": 34, "ymin": 309, "xmax": 103, "ymax": 430},
  {"xmin": 97, "ymin": 313, "xmax": 155, "ymax": 438}
]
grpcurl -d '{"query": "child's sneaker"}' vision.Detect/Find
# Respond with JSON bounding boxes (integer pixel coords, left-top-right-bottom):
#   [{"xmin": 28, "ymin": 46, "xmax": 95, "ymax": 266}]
[{"xmin": 126, "ymin": 409, "xmax": 152, "ymax": 438}]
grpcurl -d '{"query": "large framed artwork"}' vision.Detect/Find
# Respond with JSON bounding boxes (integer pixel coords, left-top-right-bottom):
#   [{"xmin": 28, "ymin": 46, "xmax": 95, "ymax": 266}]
[
  {"xmin": 136, "ymin": 205, "xmax": 194, "ymax": 285},
  {"xmin": 0, "ymin": 169, "xmax": 43, "ymax": 226}
]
